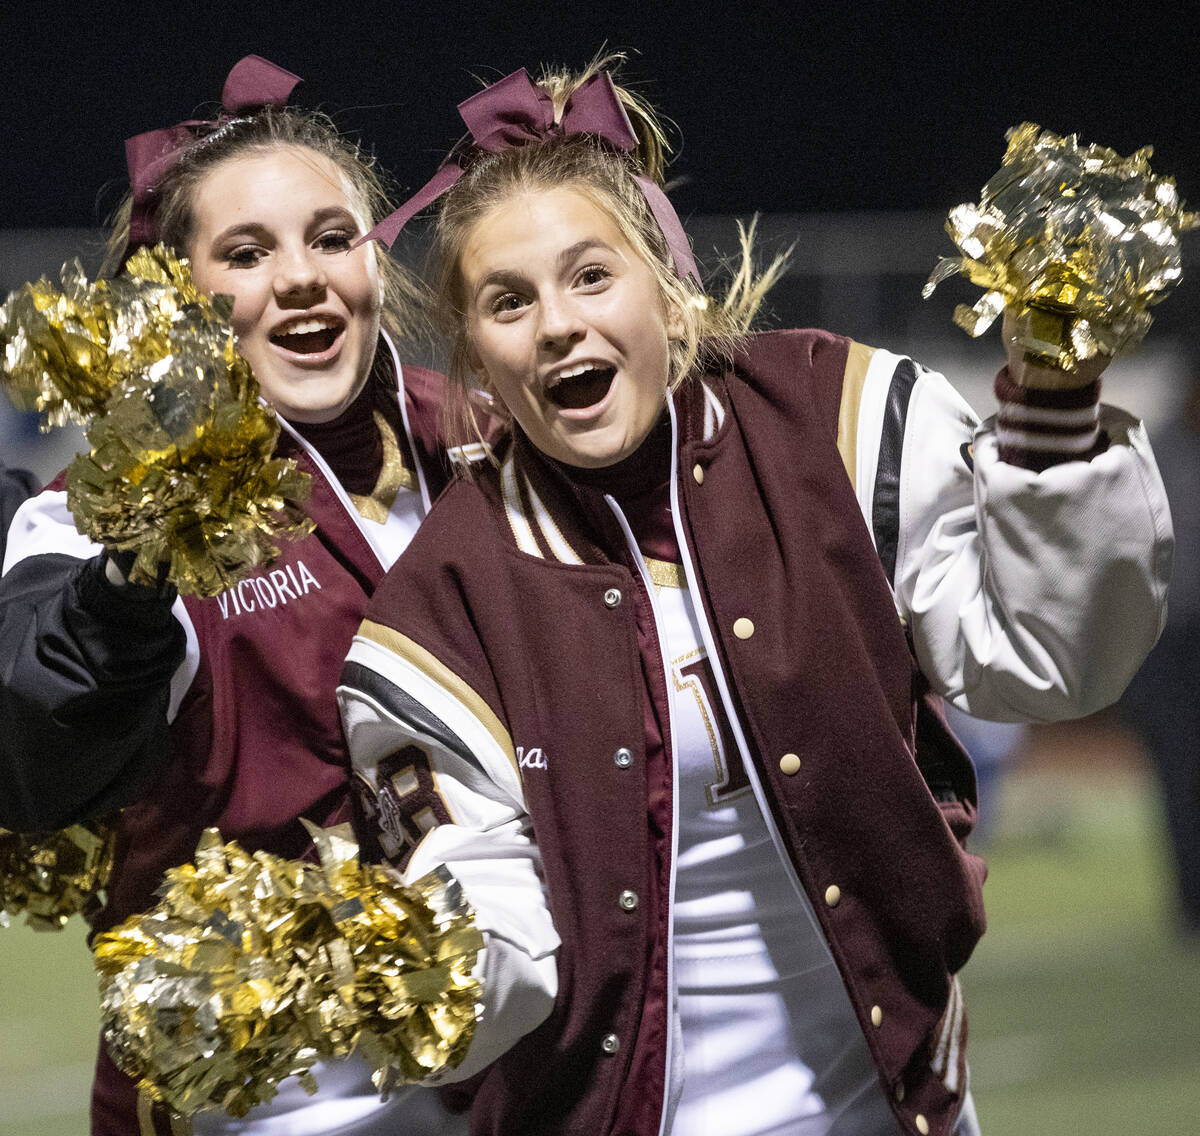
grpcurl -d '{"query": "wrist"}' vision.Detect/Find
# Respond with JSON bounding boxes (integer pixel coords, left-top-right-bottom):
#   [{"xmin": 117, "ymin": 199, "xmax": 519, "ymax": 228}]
[
  {"xmin": 103, "ymin": 552, "xmax": 131, "ymax": 587},
  {"xmin": 1009, "ymin": 356, "xmax": 1102, "ymax": 391},
  {"xmin": 993, "ymin": 366, "xmax": 1104, "ymax": 470}
]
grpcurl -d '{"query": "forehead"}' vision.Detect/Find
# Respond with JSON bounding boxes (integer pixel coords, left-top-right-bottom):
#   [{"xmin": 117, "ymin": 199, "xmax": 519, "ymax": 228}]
[
  {"xmin": 189, "ymin": 145, "xmax": 364, "ymax": 232},
  {"xmin": 461, "ymin": 186, "xmax": 635, "ymax": 275}
]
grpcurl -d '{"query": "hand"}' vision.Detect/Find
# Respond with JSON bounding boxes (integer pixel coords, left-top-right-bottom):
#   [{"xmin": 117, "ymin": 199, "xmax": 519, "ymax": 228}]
[
  {"xmin": 101, "ymin": 548, "xmax": 171, "ymax": 592},
  {"xmin": 1002, "ymin": 309, "xmax": 1109, "ymax": 390}
]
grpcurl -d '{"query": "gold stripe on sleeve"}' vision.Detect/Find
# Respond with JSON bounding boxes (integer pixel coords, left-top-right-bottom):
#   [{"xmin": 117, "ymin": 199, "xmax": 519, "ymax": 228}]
[
  {"xmin": 358, "ymin": 620, "xmax": 519, "ymax": 777},
  {"xmin": 837, "ymin": 341, "xmax": 876, "ymax": 491}
]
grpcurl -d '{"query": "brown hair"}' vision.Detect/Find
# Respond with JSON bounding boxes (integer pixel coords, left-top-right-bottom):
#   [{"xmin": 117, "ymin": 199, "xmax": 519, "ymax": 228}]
[
  {"xmin": 428, "ymin": 56, "xmax": 787, "ymax": 451},
  {"xmin": 101, "ymin": 105, "xmax": 426, "ymax": 347}
]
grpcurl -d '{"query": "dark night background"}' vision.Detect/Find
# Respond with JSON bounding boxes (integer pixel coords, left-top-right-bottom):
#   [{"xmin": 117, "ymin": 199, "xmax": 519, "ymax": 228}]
[{"xmin": 3, "ymin": 2, "xmax": 1197, "ymax": 230}]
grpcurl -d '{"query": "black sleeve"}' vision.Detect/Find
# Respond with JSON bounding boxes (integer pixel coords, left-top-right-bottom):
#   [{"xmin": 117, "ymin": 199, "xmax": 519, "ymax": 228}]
[
  {"xmin": 0, "ymin": 550, "xmax": 186, "ymax": 831},
  {"xmin": 0, "ymin": 461, "xmax": 40, "ymax": 563}
]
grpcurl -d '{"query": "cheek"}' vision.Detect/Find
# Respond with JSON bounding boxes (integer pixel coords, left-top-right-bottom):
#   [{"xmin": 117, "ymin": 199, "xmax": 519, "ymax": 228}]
[
  {"xmin": 188, "ymin": 258, "xmax": 260, "ymax": 337},
  {"xmin": 464, "ymin": 315, "xmax": 512, "ymax": 378},
  {"xmin": 187, "ymin": 256, "xmax": 224, "ymax": 306},
  {"xmin": 224, "ymin": 287, "xmax": 265, "ymax": 342},
  {"xmin": 352, "ymin": 254, "xmax": 383, "ymax": 317}
]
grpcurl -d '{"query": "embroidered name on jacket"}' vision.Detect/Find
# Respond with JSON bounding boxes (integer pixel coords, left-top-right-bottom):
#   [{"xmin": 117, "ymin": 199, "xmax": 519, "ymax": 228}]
[
  {"xmin": 517, "ymin": 745, "xmax": 549, "ymax": 771},
  {"xmin": 214, "ymin": 559, "xmax": 323, "ymax": 619}
]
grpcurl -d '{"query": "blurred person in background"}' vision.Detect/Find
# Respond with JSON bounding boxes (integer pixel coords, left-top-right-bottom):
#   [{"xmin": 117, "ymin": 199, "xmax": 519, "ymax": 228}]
[
  {"xmin": 1120, "ymin": 367, "xmax": 1200, "ymax": 940},
  {"xmin": 941, "ymin": 706, "xmax": 1028, "ymax": 846}
]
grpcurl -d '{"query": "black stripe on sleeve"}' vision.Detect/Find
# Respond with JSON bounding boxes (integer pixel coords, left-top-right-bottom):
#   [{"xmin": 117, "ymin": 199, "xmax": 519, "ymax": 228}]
[
  {"xmin": 871, "ymin": 358, "xmax": 920, "ymax": 584},
  {"xmin": 339, "ymin": 659, "xmax": 486, "ymax": 776}
]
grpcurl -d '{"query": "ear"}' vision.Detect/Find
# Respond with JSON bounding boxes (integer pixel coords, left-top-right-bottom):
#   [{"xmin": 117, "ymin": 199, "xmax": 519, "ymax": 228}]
[{"xmin": 665, "ymin": 297, "xmax": 686, "ymax": 342}]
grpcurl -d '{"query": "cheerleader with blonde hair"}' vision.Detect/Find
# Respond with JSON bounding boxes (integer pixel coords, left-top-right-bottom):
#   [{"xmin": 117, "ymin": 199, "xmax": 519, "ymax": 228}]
[{"xmin": 339, "ymin": 58, "xmax": 1170, "ymax": 1136}]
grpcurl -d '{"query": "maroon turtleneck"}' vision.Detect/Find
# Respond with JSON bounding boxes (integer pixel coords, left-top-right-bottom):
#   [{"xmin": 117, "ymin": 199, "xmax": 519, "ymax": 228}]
[
  {"xmin": 560, "ymin": 414, "xmax": 680, "ymax": 563},
  {"xmin": 290, "ymin": 366, "xmax": 410, "ymax": 496}
]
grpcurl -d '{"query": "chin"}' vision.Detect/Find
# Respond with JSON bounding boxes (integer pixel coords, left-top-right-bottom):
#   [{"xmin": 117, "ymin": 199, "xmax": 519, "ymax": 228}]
[
  {"xmin": 559, "ymin": 448, "xmax": 628, "ymax": 470},
  {"xmin": 266, "ymin": 376, "xmax": 364, "ymax": 423}
]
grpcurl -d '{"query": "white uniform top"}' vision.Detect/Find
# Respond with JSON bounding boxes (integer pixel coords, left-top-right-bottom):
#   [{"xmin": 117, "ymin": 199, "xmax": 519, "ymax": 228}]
[{"xmin": 651, "ymin": 562, "xmax": 899, "ymax": 1136}]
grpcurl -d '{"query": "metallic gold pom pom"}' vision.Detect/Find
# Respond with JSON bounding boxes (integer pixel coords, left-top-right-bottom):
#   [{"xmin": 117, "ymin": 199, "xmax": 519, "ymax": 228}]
[
  {"xmin": 94, "ymin": 825, "xmax": 483, "ymax": 1120},
  {"xmin": 924, "ymin": 123, "xmax": 1198, "ymax": 370},
  {"xmin": 0, "ymin": 821, "xmax": 115, "ymax": 931},
  {"xmin": 0, "ymin": 261, "xmax": 119, "ymax": 427},
  {"xmin": 1, "ymin": 246, "xmax": 315, "ymax": 596}
]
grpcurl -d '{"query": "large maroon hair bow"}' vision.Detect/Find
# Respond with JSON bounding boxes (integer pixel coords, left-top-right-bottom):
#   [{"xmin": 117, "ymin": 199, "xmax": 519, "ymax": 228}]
[
  {"xmin": 363, "ymin": 68, "xmax": 699, "ymax": 282},
  {"xmin": 124, "ymin": 55, "xmax": 301, "ymax": 250}
]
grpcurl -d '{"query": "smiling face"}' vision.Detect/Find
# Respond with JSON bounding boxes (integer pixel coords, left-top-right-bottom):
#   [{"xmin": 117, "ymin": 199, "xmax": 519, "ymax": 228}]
[
  {"xmin": 460, "ymin": 186, "xmax": 683, "ymax": 469},
  {"xmin": 187, "ymin": 145, "xmax": 382, "ymax": 423}
]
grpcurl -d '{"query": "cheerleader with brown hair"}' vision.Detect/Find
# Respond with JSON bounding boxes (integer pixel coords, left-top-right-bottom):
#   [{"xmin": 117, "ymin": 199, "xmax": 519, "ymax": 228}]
[{"xmin": 0, "ymin": 56, "xmax": 466, "ymax": 1136}]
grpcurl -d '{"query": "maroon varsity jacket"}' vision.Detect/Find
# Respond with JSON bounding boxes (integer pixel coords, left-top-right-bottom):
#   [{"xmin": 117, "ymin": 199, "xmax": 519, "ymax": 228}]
[{"xmin": 349, "ymin": 330, "xmax": 993, "ymax": 1136}]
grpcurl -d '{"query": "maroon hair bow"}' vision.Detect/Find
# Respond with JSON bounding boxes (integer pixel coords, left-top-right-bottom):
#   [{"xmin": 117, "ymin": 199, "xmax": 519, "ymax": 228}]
[
  {"xmin": 124, "ymin": 55, "xmax": 301, "ymax": 250},
  {"xmin": 362, "ymin": 68, "xmax": 699, "ymax": 282}
]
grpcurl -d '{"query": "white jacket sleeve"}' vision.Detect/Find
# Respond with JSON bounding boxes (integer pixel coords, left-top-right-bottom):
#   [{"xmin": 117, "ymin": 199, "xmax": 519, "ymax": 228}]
[
  {"xmin": 847, "ymin": 347, "xmax": 1172, "ymax": 722},
  {"xmin": 3, "ymin": 487, "xmax": 200, "ymax": 722},
  {"xmin": 337, "ymin": 626, "xmax": 559, "ymax": 1083}
]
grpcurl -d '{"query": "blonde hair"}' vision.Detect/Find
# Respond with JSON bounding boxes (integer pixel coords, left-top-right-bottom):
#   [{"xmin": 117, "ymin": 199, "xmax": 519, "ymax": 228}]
[
  {"xmin": 101, "ymin": 105, "xmax": 426, "ymax": 348},
  {"xmin": 429, "ymin": 56, "xmax": 788, "ymax": 451}
]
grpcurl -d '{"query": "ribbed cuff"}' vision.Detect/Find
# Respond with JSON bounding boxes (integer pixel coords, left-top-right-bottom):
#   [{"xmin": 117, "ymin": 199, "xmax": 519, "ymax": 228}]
[{"xmin": 994, "ymin": 367, "xmax": 1105, "ymax": 471}]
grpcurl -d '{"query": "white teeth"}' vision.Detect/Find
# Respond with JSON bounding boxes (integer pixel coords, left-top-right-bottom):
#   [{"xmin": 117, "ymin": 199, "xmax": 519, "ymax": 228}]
[
  {"xmin": 274, "ymin": 315, "xmax": 339, "ymax": 337},
  {"xmin": 552, "ymin": 362, "xmax": 603, "ymax": 384}
]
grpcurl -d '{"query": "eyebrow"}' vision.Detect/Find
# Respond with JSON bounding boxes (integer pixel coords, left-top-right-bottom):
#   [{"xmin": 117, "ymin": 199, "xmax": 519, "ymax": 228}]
[
  {"xmin": 557, "ymin": 239, "xmax": 614, "ymax": 268},
  {"xmin": 472, "ymin": 239, "xmax": 617, "ymax": 300},
  {"xmin": 209, "ymin": 205, "xmax": 361, "ymax": 248}
]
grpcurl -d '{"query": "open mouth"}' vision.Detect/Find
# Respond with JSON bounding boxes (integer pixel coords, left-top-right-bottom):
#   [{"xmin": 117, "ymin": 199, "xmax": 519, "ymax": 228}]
[
  {"xmin": 546, "ymin": 363, "xmax": 616, "ymax": 410},
  {"xmin": 270, "ymin": 315, "xmax": 344, "ymax": 355}
]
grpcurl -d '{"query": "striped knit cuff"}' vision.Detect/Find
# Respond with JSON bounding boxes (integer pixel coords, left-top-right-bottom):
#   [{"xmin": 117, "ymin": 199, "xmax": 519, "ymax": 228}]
[{"xmin": 994, "ymin": 367, "xmax": 1104, "ymax": 471}]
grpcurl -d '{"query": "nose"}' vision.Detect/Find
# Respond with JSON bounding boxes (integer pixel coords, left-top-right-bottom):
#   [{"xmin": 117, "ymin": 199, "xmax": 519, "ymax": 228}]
[
  {"xmin": 273, "ymin": 247, "xmax": 326, "ymax": 305},
  {"xmin": 537, "ymin": 292, "xmax": 585, "ymax": 353}
]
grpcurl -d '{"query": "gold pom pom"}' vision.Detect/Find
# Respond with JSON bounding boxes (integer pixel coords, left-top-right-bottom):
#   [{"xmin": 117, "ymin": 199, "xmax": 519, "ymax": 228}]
[
  {"xmin": 924, "ymin": 123, "xmax": 1198, "ymax": 370},
  {"xmin": 0, "ymin": 821, "xmax": 115, "ymax": 931},
  {"xmin": 94, "ymin": 825, "xmax": 482, "ymax": 1120},
  {"xmin": 1, "ymin": 246, "xmax": 315, "ymax": 596},
  {"xmin": 0, "ymin": 262, "xmax": 120, "ymax": 427}
]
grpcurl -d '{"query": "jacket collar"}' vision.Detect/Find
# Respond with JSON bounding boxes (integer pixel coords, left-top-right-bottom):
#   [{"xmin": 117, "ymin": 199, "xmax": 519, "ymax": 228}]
[{"xmin": 495, "ymin": 372, "xmax": 730, "ymax": 567}]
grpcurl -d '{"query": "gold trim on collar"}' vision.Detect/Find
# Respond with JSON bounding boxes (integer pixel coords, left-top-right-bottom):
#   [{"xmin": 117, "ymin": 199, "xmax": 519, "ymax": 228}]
[
  {"xmin": 349, "ymin": 410, "xmax": 416, "ymax": 523},
  {"xmin": 645, "ymin": 557, "xmax": 684, "ymax": 589}
]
